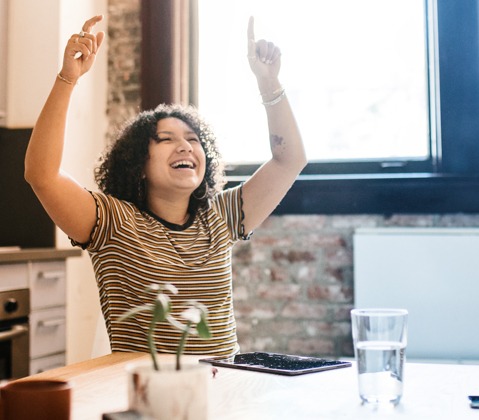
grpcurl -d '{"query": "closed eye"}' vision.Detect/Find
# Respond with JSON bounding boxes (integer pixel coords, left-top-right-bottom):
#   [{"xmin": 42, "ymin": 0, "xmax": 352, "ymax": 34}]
[{"xmin": 152, "ymin": 135, "xmax": 171, "ymax": 143}]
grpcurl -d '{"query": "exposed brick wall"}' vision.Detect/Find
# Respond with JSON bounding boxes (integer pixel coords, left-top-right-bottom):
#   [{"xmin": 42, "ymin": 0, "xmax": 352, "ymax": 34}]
[
  {"xmin": 232, "ymin": 214, "xmax": 479, "ymax": 358},
  {"xmin": 106, "ymin": 0, "xmax": 141, "ymax": 143},
  {"xmin": 106, "ymin": 0, "xmax": 479, "ymax": 358}
]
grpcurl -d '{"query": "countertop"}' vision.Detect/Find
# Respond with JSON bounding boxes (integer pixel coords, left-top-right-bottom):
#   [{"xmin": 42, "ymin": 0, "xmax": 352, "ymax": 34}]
[
  {"xmin": 17, "ymin": 352, "xmax": 479, "ymax": 420},
  {"xmin": 0, "ymin": 247, "xmax": 82, "ymax": 263}
]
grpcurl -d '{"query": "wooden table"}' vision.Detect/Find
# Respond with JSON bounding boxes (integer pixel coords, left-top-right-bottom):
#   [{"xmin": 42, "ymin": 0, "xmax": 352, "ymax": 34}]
[{"xmin": 17, "ymin": 353, "xmax": 479, "ymax": 419}]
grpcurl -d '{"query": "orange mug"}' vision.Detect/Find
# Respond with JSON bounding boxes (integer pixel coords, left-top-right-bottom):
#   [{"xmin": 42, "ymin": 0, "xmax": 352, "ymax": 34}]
[{"xmin": 0, "ymin": 379, "xmax": 71, "ymax": 420}]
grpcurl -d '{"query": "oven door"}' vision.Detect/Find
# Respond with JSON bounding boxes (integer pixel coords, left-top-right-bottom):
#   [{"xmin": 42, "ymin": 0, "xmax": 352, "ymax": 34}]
[{"xmin": 0, "ymin": 322, "xmax": 29, "ymax": 379}]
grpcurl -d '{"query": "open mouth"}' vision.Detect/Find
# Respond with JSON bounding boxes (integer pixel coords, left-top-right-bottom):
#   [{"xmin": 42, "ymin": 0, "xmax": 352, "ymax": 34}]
[{"xmin": 170, "ymin": 160, "xmax": 196, "ymax": 169}]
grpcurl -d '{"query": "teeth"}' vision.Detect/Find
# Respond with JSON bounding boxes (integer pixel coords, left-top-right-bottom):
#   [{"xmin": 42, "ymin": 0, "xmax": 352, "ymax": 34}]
[{"xmin": 171, "ymin": 160, "xmax": 194, "ymax": 169}]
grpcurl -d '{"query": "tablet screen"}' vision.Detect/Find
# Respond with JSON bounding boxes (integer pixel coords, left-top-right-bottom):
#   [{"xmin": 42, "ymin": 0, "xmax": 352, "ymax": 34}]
[{"xmin": 199, "ymin": 352, "xmax": 352, "ymax": 376}]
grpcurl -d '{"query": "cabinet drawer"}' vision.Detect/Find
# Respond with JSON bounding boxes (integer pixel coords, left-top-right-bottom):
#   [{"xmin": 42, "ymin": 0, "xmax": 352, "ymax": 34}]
[
  {"xmin": 30, "ymin": 307, "xmax": 66, "ymax": 358},
  {"xmin": 30, "ymin": 353, "xmax": 66, "ymax": 375},
  {"xmin": 0, "ymin": 263, "xmax": 28, "ymax": 291},
  {"xmin": 30, "ymin": 260, "xmax": 66, "ymax": 309}
]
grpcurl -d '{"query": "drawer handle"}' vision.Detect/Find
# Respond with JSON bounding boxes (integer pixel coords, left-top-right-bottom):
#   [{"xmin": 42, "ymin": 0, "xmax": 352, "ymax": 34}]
[
  {"xmin": 0, "ymin": 325, "xmax": 28, "ymax": 342},
  {"xmin": 38, "ymin": 318, "xmax": 64, "ymax": 328},
  {"xmin": 38, "ymin": 271, "xmax": 64, "ymax": 280}
]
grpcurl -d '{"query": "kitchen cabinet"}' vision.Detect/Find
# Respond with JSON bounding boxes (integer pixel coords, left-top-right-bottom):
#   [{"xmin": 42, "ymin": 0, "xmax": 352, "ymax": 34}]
[
  {"xmin": 29, "ymin": 260, "xmax": 67, "ymax": 373},
  {"xmin": 1, "ymin": 0, "xmax": 60, "ymax": 128},
  {"xmin": 0, "ymin": 248, "xmax": 81, "ymax": 375}
]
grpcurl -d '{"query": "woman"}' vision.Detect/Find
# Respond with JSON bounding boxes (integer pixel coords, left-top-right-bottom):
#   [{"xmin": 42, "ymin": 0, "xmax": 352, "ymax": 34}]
[{"xmin": 25, "ymin": 15, "xmax": 306, "ymax": 356}]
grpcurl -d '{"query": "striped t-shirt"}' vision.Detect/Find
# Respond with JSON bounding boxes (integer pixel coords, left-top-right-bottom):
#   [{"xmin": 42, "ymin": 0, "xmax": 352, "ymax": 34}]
[{"xmin": 75, "ymin": 185, "xmax": 247, "ymax": 356}]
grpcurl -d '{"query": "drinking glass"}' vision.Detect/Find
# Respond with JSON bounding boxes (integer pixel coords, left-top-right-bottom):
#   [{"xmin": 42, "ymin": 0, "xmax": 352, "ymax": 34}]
[{"xmin": 351, "ymin": 308, "xmax": 408, "ymax": 405}]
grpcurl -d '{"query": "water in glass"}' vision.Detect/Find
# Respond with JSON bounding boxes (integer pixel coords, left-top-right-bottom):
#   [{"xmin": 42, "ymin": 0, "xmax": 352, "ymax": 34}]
[{"xmin": 356, "ymin": 340, "xmax": 405, "ymax": 405}]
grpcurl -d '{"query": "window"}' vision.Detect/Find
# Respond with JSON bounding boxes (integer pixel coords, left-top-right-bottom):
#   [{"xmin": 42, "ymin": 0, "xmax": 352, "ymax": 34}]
[
  {"xmin": 198, "ymin": 0, "xmax": 431, "ymax": 172},
  {"xmin": 142, "ymin": 0, "xmax": 479, "ymax": 214}
]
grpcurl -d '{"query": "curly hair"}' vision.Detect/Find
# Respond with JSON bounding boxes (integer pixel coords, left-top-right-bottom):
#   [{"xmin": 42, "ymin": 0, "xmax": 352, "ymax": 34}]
[{"xmin": 95, "ymin": 103, "xmax": 225, "ymax": 211}]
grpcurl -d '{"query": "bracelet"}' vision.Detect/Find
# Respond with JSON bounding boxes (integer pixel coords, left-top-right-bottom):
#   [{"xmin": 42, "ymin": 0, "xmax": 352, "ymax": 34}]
[
  {"xmin": 57, "ymin": 73, "xmax": 77, "ymax": 85},
  {"xmin": 262, "ymin": 89, "xmax": 285, "ymax": 106},
  {"xmin": 260, "ymin": 86, "xmax": 284, "ymax": 99}
]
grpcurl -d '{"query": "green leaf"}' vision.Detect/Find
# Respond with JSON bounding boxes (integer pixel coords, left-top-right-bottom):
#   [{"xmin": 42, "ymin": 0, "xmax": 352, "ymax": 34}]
[
  {"xmin": 196, "ymin": 318, "xmax": 211, "ymax": 339},
  {"xmin": 153, "ymin": 295, "xmax": 171, "ymax": 322}
]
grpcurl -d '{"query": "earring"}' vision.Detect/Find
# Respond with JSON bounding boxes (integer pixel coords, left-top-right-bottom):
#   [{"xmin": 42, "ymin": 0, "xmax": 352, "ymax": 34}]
[{"xmin": 192, "ymin": 182, "xmax": 208, "ymax": 200}]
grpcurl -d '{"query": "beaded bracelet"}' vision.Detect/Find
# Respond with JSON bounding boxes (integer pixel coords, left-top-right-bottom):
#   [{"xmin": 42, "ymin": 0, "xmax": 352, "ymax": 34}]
[
  {"xmin": 57, "ymin": 73, "xmax": 77, "ymax": 85},
  {"xmin": 262, "ymin": 89, "xmax": 286, "ymax": 106}
]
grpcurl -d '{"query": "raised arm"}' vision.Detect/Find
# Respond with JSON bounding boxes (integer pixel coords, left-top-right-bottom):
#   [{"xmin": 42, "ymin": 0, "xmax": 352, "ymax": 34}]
[
  {"xmin": 24, "ymin": 16, "xmax": 105, "ymax": 244},
  {"xmin": 241, "ymin": 17, "xmax": 307, "ymax": 234}
]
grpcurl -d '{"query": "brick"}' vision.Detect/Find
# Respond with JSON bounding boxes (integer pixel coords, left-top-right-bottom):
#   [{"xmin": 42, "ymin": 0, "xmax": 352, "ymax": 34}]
[
  {"xmin": 280, "ymin": 215, "xmax": 327, "ymax": 230},
  {"xmin": 269, "ymin": 266, "xmax": 291, "ymax": 282},
  {"xmin": 256, "ymin": 320, "xmax": 304, "ymax": 336},
  {"xmin": 256, "ymin": 283, "xmax": 301, "ymax": 300},
  {"xmin": 232, "ymin": 242, "xmax": 252, "ymax": 263},
  {"xmin": 281, "ymin": 302, "xmax": 328, "ymax": 319},
  {"xmin": 287, "ymin": 337, "xmax": 334, "ymax": 356},
  {"xmin": 302, "ymin": 320, "xmax": 350, "ymax": 338},
  {"xmin": 272, "ymin": 250, "xmax": 316, "ymax": 263},
  {"xmin": 251, "ymin": 336, "xmax": 276, "ymax": 351},
  {"xmin": 331, "ymin": 304, "xmax": 355, "ymax": 321},
  {"xmin": 324, "ymin": 247, "xmax": 352, "ymax": 267},
  {"xmin": 307, "ymin": 284, "xmax": 353, "ymax": 303},
  {"xmin": 234, "ymin": 301, "xmax": 277, "ymax": 320},
  {"xmin": 303, "ymin": 233, "xmax": 346, "ymax": 248},
  {"xmin": 232, "ymin": 285, "xmax": 248, "ymax": 301},
  {"xmin": 253, "ymin": 235, "xmax": 294, "ymax": 247},
  {"xmin": 296, "ymin": 265, "xmax": 317, "ymax": 282}
]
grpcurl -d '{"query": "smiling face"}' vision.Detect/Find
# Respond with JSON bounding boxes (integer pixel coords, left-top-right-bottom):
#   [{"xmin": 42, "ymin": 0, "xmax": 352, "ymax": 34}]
[{"xmin": 143, "ymin": 117, "xmax": 206, "ymax": 200}]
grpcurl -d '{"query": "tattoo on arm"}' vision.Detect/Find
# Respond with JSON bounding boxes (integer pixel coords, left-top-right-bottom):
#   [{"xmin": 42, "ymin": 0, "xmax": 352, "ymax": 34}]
[{"xmin": 270, "ymin": 134, "xmax": 285, "ymax": 152}]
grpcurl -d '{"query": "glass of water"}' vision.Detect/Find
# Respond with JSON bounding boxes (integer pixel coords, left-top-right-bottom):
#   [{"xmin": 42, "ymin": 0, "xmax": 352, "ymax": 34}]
[{"xmin": 351, "ymin": 308, "xmax": 408, "ymax": 405}]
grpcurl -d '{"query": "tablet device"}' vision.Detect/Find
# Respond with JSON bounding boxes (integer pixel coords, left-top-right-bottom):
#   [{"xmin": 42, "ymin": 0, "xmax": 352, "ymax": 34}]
[{"xmin": 199, "ymin": 352, "xmax": 352, "ymax": 376}]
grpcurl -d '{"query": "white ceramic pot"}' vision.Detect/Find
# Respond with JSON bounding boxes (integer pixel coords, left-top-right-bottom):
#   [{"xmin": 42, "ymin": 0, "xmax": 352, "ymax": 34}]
[{"xmin": 127, "ymin": 362, "xmax": 209, "ymax": 420}]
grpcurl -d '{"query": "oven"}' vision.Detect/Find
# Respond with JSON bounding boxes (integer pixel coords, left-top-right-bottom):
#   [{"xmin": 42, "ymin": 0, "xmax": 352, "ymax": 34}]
[{"xmin": 0, "ymin": 289, "xmax": 29, "ymax": 380}]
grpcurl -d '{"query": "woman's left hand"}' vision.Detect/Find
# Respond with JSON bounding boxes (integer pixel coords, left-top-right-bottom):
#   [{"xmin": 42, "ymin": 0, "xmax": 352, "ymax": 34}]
[{"xmin": 247, "ymin": 16, "xmax": 281, "ymax": 80}]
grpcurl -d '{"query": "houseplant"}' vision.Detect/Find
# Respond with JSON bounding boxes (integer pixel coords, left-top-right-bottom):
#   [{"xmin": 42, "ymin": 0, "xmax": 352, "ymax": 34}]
[{"xmin": 118, "ymin": 283, "xmax": 212, "ymax": 419}]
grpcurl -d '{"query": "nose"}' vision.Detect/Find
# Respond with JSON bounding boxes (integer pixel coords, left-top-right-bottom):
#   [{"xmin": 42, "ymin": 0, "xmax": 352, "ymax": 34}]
[{"xmin": 177, "ymin": 138, "xmax": 193, "ymax": 153}]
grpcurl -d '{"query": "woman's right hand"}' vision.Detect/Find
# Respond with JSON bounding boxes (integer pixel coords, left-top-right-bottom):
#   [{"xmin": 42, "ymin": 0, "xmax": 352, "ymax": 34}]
[{"xmin": 59, "ymin": 15, "xmax": 105, "ymax": 84}]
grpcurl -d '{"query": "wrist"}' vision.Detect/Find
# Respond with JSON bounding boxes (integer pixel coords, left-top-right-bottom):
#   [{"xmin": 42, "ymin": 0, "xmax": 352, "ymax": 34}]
[
  {"xmin": 257, "ymin": 77, "xmax": 281, "ymax": 99},
  {"xmin": 261, "ymin": 87, "xmax": 286, "ymax": 106},
  {"xmin": 57, "ymin": 72, "xmax": 78, "ymax": 86}
]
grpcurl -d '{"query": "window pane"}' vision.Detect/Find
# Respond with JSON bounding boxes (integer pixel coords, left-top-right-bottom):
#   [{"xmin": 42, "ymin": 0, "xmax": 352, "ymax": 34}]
[{"xmin": 198, "ymin": 0, "xmax": 430, "ymax": 165}]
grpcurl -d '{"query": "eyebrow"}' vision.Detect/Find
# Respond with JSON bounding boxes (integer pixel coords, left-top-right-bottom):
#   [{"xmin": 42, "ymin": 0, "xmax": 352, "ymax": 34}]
[{"xmin": 156, "ymin": 130, "xmax": 198, "ymax": 136}]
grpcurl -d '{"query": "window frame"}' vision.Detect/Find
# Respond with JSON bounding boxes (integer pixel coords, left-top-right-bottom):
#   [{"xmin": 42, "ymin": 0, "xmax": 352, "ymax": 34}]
[
  {"xmin": 225, "ymin": 0, "xmax": 479, "ymax": 214},
  {"xmin": 142, "ymin": 0, "xmax": 479, "ymax": 214}
]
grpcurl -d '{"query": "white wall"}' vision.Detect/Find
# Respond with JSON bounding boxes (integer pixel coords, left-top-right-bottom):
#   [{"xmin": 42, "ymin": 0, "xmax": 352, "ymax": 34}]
[
  {"xmin": 7, "ymin": 0, "xmax": 110, "ymax": 362},
  {"xmin": 57, "ymin": 0, "xmax": 111, "ymax": 363},
  {"xmin": 354, "ymin": 227, "xmax": 479, "ymax": 362}
]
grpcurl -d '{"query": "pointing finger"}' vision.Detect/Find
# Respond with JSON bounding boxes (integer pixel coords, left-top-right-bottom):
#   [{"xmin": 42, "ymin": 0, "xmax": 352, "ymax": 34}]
[
  {"xmin": 247, "ymin": 16, "xmax": 256, "ymax": 59},
  {"xmin": 247, "ymin": 16, "xmax": 255, "ymax": 42},
  {"xmin": 82, "ymin": 15, "xmax": 103, "ymax": 34}
]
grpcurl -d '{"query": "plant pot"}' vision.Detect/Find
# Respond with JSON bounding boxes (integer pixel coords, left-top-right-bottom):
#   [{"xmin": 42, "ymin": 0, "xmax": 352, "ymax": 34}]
[{"xmin": 127, "ymin": 362, "xmax": 209, "ymax": 420}]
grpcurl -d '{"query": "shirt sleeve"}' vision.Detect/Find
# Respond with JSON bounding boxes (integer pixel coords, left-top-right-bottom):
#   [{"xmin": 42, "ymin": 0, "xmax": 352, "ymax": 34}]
[
  {"xmin": 211, "ymin": 184, "xmax": 253, "ymax": 242},
  {"xmin": 69, "ymin": 191, "xmax": 119, "ymax": 251}
]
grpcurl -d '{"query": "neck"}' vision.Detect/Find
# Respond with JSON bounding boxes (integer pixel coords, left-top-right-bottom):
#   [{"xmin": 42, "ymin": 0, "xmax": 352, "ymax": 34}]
[{"xmin": 146, "ymin": 195, "xmax": 190, "ymax": 225}]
